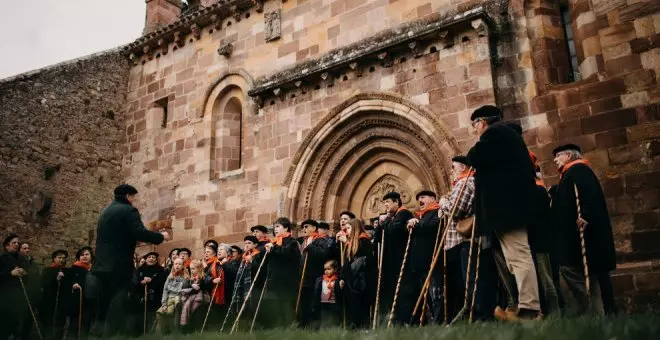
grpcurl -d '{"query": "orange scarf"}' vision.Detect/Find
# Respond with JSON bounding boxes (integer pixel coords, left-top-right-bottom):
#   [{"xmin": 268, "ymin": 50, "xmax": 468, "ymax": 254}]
[
  {"xmin": 559, "ymin": 159, "xmax": 590, "ymax": 178},
  {"xmin": 184, "ymin": 258, "xmax": 192, "ymax": 268},
  {"xmin": 49, "ymin": 263, "xmax": 64, "ymax": 269},
  {"xmin": 205, "ymin": 256, "xmax": 225, "ymax": 305},
  {"xmin": 73, "ymin": 261, "xmax": 91, "ymax": 271},
  {"xmin": 535, "ymin": 178, "xmax": 546, "ymax": 188},
  {"xmin": 415, "ymin": 202, "xmax": 440, "ymax": 218},
  {"xmin": 272, "ymin": 232, "xmax": 291, "ymax": 247},
  {"xmin": 529, "ymin": 150, "xmax": 538, "ymax": 169},
  {"xmin": 453, "ymin": 169, "xmax": 475, "ymax": 186},
  {"xmin": 258, "ymin": 235, "xmax": 271, "ymax": 243},
  {"xmin": 346, "ymin": 232, "xmax": 370, "ymax": 250},
  {"xmin": 242, "ymin": 248, "xmax": 259, "ymax": 262},
  {"xmin": 323, "ymin": 273, "xmax": 338, "ymax": 300},
  {"xmin": 206, "ymin": 257, "xmax": 219, "ymax": 277}
]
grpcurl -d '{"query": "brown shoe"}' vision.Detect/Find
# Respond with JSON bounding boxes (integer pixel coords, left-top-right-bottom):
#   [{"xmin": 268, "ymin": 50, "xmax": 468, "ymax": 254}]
[
  {"xmin": 494, "ymin": 306, "xmax": 518, "ymax": 321},
  {"xmin": 517, "ymin": 308, "xmax": 543, "ymax": 321}
]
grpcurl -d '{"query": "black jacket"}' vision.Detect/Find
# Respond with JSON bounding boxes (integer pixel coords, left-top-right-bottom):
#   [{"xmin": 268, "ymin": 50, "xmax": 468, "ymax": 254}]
[
  {"xmin": 132, "ymin": 264, "xmax": 166, "ymax": 310},
  {"xmin": 374, "ymin": 209, "xmax": 414, "ymax": 292},
  {"xmin": 527, "ymin": 184, "xmax": 555, "ymax": 255},
  {"xmin": 409, "ymin": 208, "xmax": 440, "ymax": 271},
  {"xmin": 266, "ymin": 236, "xmax": 301, "ymax": 295},
  {"xmin": 0, "ymin": 252, "xmax": 30, "ymax": 306},
  {"xmin": 467, "ymin": 122, "xmax": 537, "ymax": 234},
  {"xmin": 302, "ymin": 235, "xmax": 333, "ymax": 288},
  {"xmin": 222, "ymin": 259, "xmax": 241, "ymax": 301},
  {"xmin": 310, "ymin": 275, "xmax": 343, "ymax": 316},
  {"xmin": 553, "ymin": 163, "xmax": 616, "ymax": 273},
  {"xmin": 93, "ymin": 197, "xmax": 164, "ymax": 282},
  {"xmin": 40, "ymin": 266, "xmax": 70, "ymax": 317}
]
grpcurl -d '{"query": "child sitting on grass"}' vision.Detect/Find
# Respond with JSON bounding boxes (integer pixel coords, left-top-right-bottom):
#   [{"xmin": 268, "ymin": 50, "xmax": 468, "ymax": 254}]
[
  {"xmin": 157, "ymin": 257, "xmax": 187, "ymax": 334},
  {"xmin": 310, "ymin": 259, "xmax": 343, "ymax": 329}
]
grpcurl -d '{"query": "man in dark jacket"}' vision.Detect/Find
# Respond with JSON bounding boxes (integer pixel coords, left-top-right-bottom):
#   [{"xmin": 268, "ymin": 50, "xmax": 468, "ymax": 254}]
[
  {"xmin": 374, "ymin": 191, "xmax": 414, "ymax": 324},
  {"xmin": 466, "ymin": 105, "xmax": 540, "ymax": 319},
  {"xmin": 0, "ymin": 234, "xmax": 29, "ymax": 340},
  {"xmin": 552, "ymin": 144, "xmax": 616, "ymax": 315},
  {"xmin": 298, "ymin": 219, "xmax": 332, "ymax": 327},
  {"xmin": 92, "ymin": 184, "xmax": 169, "ymax": 336}
]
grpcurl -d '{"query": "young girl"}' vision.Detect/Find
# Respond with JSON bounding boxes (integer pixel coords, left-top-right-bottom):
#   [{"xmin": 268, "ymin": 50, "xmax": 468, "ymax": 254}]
[
  {"xmin": 311, "ymin": 260, "xmax": 342, "ymax": 329},
  {"xmin": 337, "ymin": 219, "xmax": 376, "ymax": 329},
  {"xmin": 180, "ymin": 260, "xmax": 209, "ymax": 331},
  {"xmin": 158, "ymin": 257, "xmax": 187, "ymax": 334}
]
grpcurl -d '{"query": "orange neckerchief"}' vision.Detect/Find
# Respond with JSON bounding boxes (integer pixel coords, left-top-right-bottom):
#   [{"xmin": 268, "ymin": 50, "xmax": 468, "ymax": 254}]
[
  {"xmin": 184, "ymin": 258, "xmax": 192, "ymax": 268},
  {"xmin": 72, "ymin": 261, "xmax": 91, "ymax": 271},
  {"xmin": 171, "ymin": 269, "xmax": 185, "ymax": 277},
  {"xmin": 453, "ymin": 169, "xmax": 475, "ymax": 186},
  {"xmin": 415, "ymin": 202, "xmax": 440, "ymax": 218},
  {"xmin": 346, "ymin": 232, "xmax": 370, "ymax": 250},
  {"xmin": 304, "ymin": 232, "xmax": 320, "ymax": 249},
  {"xmin": 529, "ymin": 150, "xmax": 538, "ymax": 168},
  {"xmin": 206, "ymin": 256, "xmax": 219, "ymax": 278},
  {"xmin": 272, "ymin": 232, "xmax": 292, "ymax": 247},
  {"xmin": 535, "ymin": 178, "xmax": 546, "ymax": 188},
  {"xmin": 323, "ymin": 273, "xmax": 338, "ymax": 300},
  {"xmin": 258, "ymin": 235, "xmax": 271, "ymax": 243},
  {"xmin": 49, "ymin": 263, "xmax": 64, "ymax": 269},
  {"xmin": 242, "ymin": 248, "xmax": 259, "ymax": 262},
  {"xmin": 559, "ymin": 159, "xmax": 590, "ymax": 178}
]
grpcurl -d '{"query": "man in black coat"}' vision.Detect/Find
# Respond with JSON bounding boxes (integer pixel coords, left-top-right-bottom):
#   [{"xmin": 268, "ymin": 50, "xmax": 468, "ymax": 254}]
[
  {"xmin": 466, "ymin": 105, "xmax": 541, "ymax": 319},
  {"xmin": 0, "ymin": 234, "xmax": 30, "ymax": 340},
  {"xmin": 374, "ymin": 191, "xmax": 414, "ymax": 324},
  {"xmin": 298, "ymin": 219, "xmax": 332, "ymax": 327},
  {"xmin": 92, "ymin": 184, "xmax": 169, "ymax": 336},
  {"xmin": 552, "ymin": 144, "xmax": 616, "ymax": 315}
]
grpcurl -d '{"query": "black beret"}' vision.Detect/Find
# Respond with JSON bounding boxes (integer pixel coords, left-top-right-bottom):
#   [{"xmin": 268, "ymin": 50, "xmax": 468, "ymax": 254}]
[
  {"xmin": 339, "ymin": 211, "xmax": 356, "ymax": 219},
  {"xmin": 382, "ymin": 191, "xmax": 401, "ymax": 201},
  {"xmin": 451, "ymin": 155, "xmax": 470, "ymax": 166},
  {"xmin": 205, "ymin": 243, "xmax": 218, "ymax": 254},
  {"xmin": 142, "ymin": 251, "xmax": 159, "ymax": 259},
  {"xmin": 178, "ymin": 248, "xmax": 192, "ymax": 256},
  {"xmin": 250, "ymin": 225, "xmax": 268, "ymax": 233},
  {"xmin": 301, "ymin": 219, "xmax": 319, "ymax": 228},
  {"xmin": 244, "ymin": 235, "xmax": 258, "ymax": 244},
  {"xmin": 552, "ymin": 143, "xmax": 581, "ymax": 156},
  {"xmin": 318, "ymin": 221, "xmax": 330, "ymax": 230},
  {"xmin": 2, "ymin": 233, "xmax": 19, "ymax": 247},
  {"xmin": 506, "ymin": 122, "xmax": 523, "ymax": 136},
  {"xmin": 415, "ymin": 190, "xmax": 437, "ymax": 200},
  {"xmin": 470, "ymin": 105, "xmax": 502, "ymax": 121},
  {"xmin": 204, "ymin": 239, "xmax": 218, "ymax": 249},
  {"xmin": 231, "ymin": 245, "xmax": 243, "ymax": 253},
  {"xmin": 114, "ymin": 184, "xmax": 138, "ymax": 196},
  {"xmin": 51, "ymin": 249, "xmax": 68, "ymax": 260}
]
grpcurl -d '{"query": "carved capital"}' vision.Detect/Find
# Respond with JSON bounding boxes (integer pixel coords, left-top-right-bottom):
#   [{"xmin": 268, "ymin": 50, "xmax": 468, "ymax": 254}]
[{"xmin": 217, "ymin": 41, "xmax": 234, "ymax": 58}]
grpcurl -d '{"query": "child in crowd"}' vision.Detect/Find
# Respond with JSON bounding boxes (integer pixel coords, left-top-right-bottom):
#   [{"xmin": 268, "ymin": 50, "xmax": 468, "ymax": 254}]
[
  {"xmin": 158, "ymin": 258, "xmax": 187, "ymax": 334},
  {"xmin": 180, "ymin": 259, "xmax": 209, "ymax": 331},
  {"xmin": 310, "ymin": 260, "xmax": 342, "ymax": 329}
]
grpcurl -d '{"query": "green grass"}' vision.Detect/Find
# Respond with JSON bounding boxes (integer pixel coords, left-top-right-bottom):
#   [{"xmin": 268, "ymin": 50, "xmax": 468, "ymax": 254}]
[{"xmin": 102, "ymin": 315, "xmax": 660, "ymax": 340}]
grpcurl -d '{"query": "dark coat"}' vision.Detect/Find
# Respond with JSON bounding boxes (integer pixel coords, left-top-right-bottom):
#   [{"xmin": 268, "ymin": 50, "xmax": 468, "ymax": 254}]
[
  {"xmin": 68, "ymin": 264, "xmax": 92, "ymax": 316},
  {"xmin": 374, "ymin": 208, "xmax": 414, "ymax": 305},
  {"xmin": 266, "ymin": 236, "xmax": 301, "ymax": 295},
  {"xmin": 132, "ymin": 264, "xmax": 166, "ymax": 310},
  {"xmin": 40, "ymin": 266, "xmax": 70, "ymax": 319},
  {"xmin": 553, "ymin": 163, "xmax": 616, "ymax": 273},
  {"xmin": 302, "ymin": 235, "xmax": 333, "ymax": 288},
  {"xmin": 409, "ymin": 208, "xmax": 440, "ymax": 271},
  {"xmin": 467, "ymin": 122, "xmax": 537, "ymax": 234},
  {"xmin": 528, "ymin": 184, "xmax": 555, "ymax": 255},
  {"xmin": 310, "ymin": 275, "xmax": 343, "ymax": 318},
  {"xmin": 93, "ymin": 197, "xmax": 164, "ymax": 282},
  {"xmin": 222, "ymin": 259, "xmax": 241, "ymax": 302},
  {"xmin": 340, "ymin": 238, "xmax": 376, "ymax": 328}
]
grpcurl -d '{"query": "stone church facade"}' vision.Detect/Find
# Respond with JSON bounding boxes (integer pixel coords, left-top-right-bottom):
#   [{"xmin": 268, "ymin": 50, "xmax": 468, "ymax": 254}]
[{"xmin": 1, "ymin": 0, "xmax": 659, "ymax": 311}]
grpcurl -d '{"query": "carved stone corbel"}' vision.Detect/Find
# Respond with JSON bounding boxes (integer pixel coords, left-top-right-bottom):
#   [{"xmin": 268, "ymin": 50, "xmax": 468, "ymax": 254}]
[
  {"xmin": 158, "ymin": 38, "xmax": 169, "ymax": 55},
  {"xmin": 321, "ymin": 72, "xmax": 334, "ymax": 87},
  {"xmin": 129, "ymin": 53, "xmax": 139, "ymax": 65},
  {"xmin": 217, "ymin": 40, "xmax": 234, "ymax": 58},
  {"xmin": 211, "ymin": 14, "xmax": 222, "ymax": 30},
  {"xmin": 143, "ymin": 46, "xmax": 153, "ymax": 60},
  {"xmin": 378, "ymin": 52, "xmax": 393, "ymax": 68},
  {"xmin": 349, "ymin": 62, "xmax": 364, "ymax": 77},
  {"xmin": 253, "ymin": 0, "xmax": 265, "ymax": 13},
  {"xmin": 408, "ymin": 41, "xmax": 423, "ymax": 58},
  {"xmin": 273, "ymin": 88, "xmax": 285, "ymax": 101},
  {"xmin": 471, "ymin": 19, "xmax": 488, "ymax": 37},
  {"xmin": 438, "ymin": 30, "xmax": 453, "ymax": 49},
  {"xmin": 191, "ymin": 24, "xmax": 201, "ymax": 40},
  {"xmin": 174, "ymin": 31, "xmax": 185, "ymax": 47}
]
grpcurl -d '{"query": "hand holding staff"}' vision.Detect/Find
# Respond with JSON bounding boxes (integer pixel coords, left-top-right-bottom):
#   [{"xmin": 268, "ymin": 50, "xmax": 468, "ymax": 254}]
[
  {"xmin": 373, "ymin": 230, "xmax": 385, "ymax": 330},
  {"xmin": 295, "ymin": 253, "xmax": 309, "ymax": 318},
  {"xmin": 200, "ymin": 282, "xmax": 220, "ymax": 334},
  {"xmin": 230, "ymin": 252, "xmax": 269, "ymax": 334},
  {"xmin": 574, "ymin": 184, "xmax": 591, "ymax": 297}
]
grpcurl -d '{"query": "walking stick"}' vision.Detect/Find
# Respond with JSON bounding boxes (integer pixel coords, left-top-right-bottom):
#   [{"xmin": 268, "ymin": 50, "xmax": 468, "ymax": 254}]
[
  {"xmin": 387, "ymin": 229, "xmax": 413, "ymax": 328},
  {"xmin": 53, "ymin": 275, "xmax": 61, "ymax": 335},
  {"xmin": 450, "ymin": 219, "xmax": 477, "ymax": 325},
  {"xmin": 419, "ymin": 215, "xmax": 445, "ymax": 326},
  {"xmin": 469, "ymin": 237, "xmax": 483, "ymax": 323},
  {"xmin": 78, "ymin": 287, "xmax": 83, "ymax": 340},
  {"xmin": 19, "ymin": 277, "xmax": 43, "ymax": 340},
  {"xmin": 443, "ymin": 247, "xmax": 448, "ymax": 324},
  {"xmin": 340, "ymin": 242, "xmax": 346, "ymax": 329},
  {"xmin": 230, "ymin": 252, "xmax": 269, "ymax": 334},
  {"xmin": 295, "ymin": 253, "xmax": 309, "ymax": 318},
  {"xmin": 574, "ymin": 184, "xmax": 591, "ymax": 298},
  {"xmin": 372, "ymin": 230, "xmax": 385, "ymax": 330},
  {"xmin": 220, "ymin": 262, "xmax": 247, "ymax": 332},
  {"xmin": 249, "ymin": 272, "xmax": 269, "ymax": 333},
  {"xmin": 200, "ymin": 282, "xmax": 220, "ymax": 334},
  {"xmin": 143, "ymin": 283, "xmax": 148, "ymax": 336}
]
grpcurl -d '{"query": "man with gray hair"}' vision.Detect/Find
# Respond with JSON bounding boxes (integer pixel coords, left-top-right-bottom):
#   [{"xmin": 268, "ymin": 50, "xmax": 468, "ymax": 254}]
[{"xmin": 552, "ymin": 144, "xmax": 616, "ymax": 315}]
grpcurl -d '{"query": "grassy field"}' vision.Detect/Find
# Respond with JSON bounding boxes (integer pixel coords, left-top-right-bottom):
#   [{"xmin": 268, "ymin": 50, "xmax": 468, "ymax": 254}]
[{"xmin": 101, "ymin": 315, "xmax": 660, "ymax": 340}]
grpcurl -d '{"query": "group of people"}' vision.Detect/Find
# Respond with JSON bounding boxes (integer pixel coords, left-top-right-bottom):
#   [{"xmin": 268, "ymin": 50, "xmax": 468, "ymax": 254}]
[{"xmin": 0, "ymin": 104, "xmax": 618, "ymax": 339}]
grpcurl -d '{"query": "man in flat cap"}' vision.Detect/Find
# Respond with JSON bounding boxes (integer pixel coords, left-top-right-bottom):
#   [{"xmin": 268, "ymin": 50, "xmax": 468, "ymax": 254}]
[
  {"xmin": 552, "ymin": 144, "xmax": 616, "ymax": 315},
  {"xmin": 467, "ymin": 105, "xmax": 541, "ymax": 320},
  {"xmin": 251, "ymin": 225, "xmax": 271, "ymax": 253},
  {"xmin": 298, "ymin": 219, "xmax": 333, "ymax": 327}
]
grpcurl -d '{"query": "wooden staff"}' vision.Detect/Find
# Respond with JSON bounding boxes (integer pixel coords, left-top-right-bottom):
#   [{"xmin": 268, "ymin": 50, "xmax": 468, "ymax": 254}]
[
  {"xmin": 419, "ymin": 215, "xmax": 446, "ymax": 326},
  {"xmin": 340, "ymin": 242, "xmax": 346, "ymax": 329},
  {"xmin": 387, "ymin": 229, "xmax": 413, "ymax": 328},
  {"xmin": 77, "ymin": 286, "xmax": 83, "ymax": 340},
  {"xmin": 469, "ymin": 236, "xmax": 483, "ymax": 323},
  {"xmin": 53, "ymin": 275, "xmax": 62, "ymax": 335},
  {"xmin": 411, "ymin": 168, "xmax": 473, "ymax": 319},
  {"xmin": 295, "ymin": 253, "xmax": 309, "ymax": 318},
  {"xmin": 220, "ymin": 262, "xmax": 247, "ymax": 332},
  {"xmin": 19, "ymin": 277, "xmax": 43, "ymax": 340},
  {"xmin": 443, "ymin": 247, "xmax": 448, "ymax": 324},
  {"xmin": 143, "ymin": 284, "xmax": 148, "ymax": 335},
  {"xmin": 450, "ymin": 219, "xmax": 477, "ymax": 325},
  {"xmin": 373, "ymin": 230, "xmax": 385, "ymax": 330},
  {"xmin": 200, "ymin": 282, "xmax": 220, "ymax": 334},
  {"xmin": 249, "ymin": 272, "xmax": 269, "ymax": 333},
  {"xmin": 230, "ymin": 252, "xmax": 269, "ymax": 334},
  {"xmin": 574, "ymin": 184, "xmax": 591, "ymax": 297}
]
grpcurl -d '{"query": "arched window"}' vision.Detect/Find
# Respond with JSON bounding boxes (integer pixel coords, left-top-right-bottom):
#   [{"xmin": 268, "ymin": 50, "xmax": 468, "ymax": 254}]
[{"xmin": 211, "ymin": 86, "xmax": 243, "ymax": 175}]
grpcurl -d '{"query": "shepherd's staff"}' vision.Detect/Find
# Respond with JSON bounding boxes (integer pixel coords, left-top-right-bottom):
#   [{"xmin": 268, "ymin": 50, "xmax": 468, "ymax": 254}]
[
  {"xmin": 220, "ymin": 262, "xmax": 247, "ymax": 332},
  {"xmin": 387, "ymin": 228, "xmax": 413, "ymax": 328},
  {"xmin": 295, "ymin": 253, "xmax": 309, "ymax": 318},
  {"xmin": 443, "ymin": 246, "xmax": 448, "ymax": 324},
  {"xmin": 143, "ymin": 283, "xmax": 148, "ymax": 335},
  {"xmin": 76, "ymin": 286, "xmax": 84, "ymax": 340},
  {"xmin": 340, "ymin": 242, "xmax": 347, "ymax": 329},
  {"xmin": 372, "ymin": 230, "xmax": 385, "ymax": 330},
  {"xmin": 450, "ymin": 219, "xmax": 477, "ymax": 325},
  {"xmin": 411, "ymin": 168, "xmax": 473, "ymax": 320},
  {"xmin": 53, "ymin": 273, "xmax": 62, "ymax": 336},
  {"xmin": 574, "ymin": 184, "xmax": 591, "ymax": 298},
  {"xmin": 19, "ymin": 277, "xmax": 43, "ymax": 340},
  {"xmin": 469, "ymin": 236, "xmax": 483, "ymax": 323},
  {"xmin": 230, "ymin": 252, "xmax": 269, "ymax": 334},
  {"xmin": 249, "ymin": 271, "xmax": 270, "ymax": 333},
  {"xmin": 419, "ymin": 214, "xmax": 446, "ymax": 326},
  {"xmin": 200, "ymin": 281, "xmax": 220, "ymax": 334}
]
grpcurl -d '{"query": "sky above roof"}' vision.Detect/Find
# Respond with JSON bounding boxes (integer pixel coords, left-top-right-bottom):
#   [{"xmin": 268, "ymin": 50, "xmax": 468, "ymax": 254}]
[{"xmin": 0, "ymin": 0, "xmax": 146, "ymax": 79}]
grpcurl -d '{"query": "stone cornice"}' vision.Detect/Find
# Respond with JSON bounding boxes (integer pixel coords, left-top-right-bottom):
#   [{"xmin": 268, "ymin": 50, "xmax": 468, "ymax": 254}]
[{"xmin": 248, "ymin": 5, "xmax": 498, "ymax": 103}]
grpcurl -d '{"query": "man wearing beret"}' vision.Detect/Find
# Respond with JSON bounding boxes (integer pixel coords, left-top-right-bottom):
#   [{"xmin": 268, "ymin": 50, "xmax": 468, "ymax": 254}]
[
  {"xmin": 467, "ymin": 105, "xmax": 541, "ymax": 320},
  {"xmin": 552, "ymin": 144, "xmax": 616, "ymax": 315},
  {"xmin": 92, "ymin": 184, "xmax": 169, "ymax": 336},
  {"xmin": 40, "ymin": 249, "xmax": 69, "ymax": 339},
  {"xmin": 131, "ymin": 252, "xmax": 165, "ymax": 335},
  {"xmin": 251, "ymin": 225, "xmax": 271, "ymax": 253},
  {"xmin": 406, "ymin": 190, "xmax": 441, "ymax": 322},
  {"xmin": 298, "ymin": 219, "xmax": 332, "ymax": 327}
]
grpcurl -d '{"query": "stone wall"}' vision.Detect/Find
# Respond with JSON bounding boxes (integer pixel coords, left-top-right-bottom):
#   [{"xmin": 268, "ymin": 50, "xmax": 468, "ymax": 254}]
[{"xmin": 0, "ymin": 50, "xmax": 129, "ymax": 265}]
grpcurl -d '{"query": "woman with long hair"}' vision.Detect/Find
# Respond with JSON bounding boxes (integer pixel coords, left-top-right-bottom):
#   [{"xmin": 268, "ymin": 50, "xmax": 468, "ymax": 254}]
[{"xmin": 337, "ymin": 219, "xmax": 376, "ymax": 329}]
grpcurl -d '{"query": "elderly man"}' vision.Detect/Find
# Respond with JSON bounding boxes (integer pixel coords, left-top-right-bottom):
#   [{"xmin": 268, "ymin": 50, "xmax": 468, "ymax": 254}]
[
  {"xmin": 467, "ymin": 105, "xmax": 541, "ymax": 320},
  {"xmin": 552, "ymin": 144, "xmax": 616, "ymax": 315}
]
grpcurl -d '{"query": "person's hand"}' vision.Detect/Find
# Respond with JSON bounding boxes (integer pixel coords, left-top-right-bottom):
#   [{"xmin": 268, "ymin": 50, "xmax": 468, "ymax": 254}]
[
  {"xmin": 245, "ymin": 255, "xmax": 253, "ymax": 264},
  {"xmin": 265, "ymin": 243, "xmax": 273, "ymax": 253},
  {"xmin": 161, "ymin": 231, "xmax": 171, "ymax": 241},
  {"xmin": 439, "ymin": 197, "xmax": 449, "ymax": 207},
  {"xmin": 339, "ymin": 280, "xmax": 345, "ymax": 289},
  {"xmin": 11, "ymin": 267, "xmax": 26, "ymax": 277},
  {"xmin": 212, "ymin": 277, "xmax": 222, "ymax": 284},
  {"xmin": 57, "ymin": 271, "xmax": 65, "ymax": 280},
  {"xmin": 577, "ymin": 217, "xmax": 588, "ymax": 230},
  {"xmin": 192, "ymin": 283, "xmax": 200, "ymax": 291},
  {"xmin": 379, "ymin": 214, "xmax": 388, "ymax": 223},
  {"xmin": 407, "ymin": 218, "xmax": 419, "ymax": 229},
  {"xmin": 336, "ymin": 232, "xmax": 347, "ymax": 243},
  {"xmin": 72, "ymin": 283, "xmax": 81, "ymax": 290},
  {"xmin": 141, "ymin": 277, "xmax": 152, "ymax": 285}
]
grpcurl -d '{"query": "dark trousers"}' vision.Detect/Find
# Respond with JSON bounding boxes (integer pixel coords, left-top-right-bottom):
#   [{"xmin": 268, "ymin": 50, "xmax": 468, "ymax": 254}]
[
  {"xmin": 298, "ymin": 286, "xmax": 314, "ymax": 327},
  {"xmin": 460, "ymin": 241, "xmax": 496, "ymax": 321},
  {"xmin": 599, "ymin": 272, "xmax": 617, "ymax": 315},
  {"xmin": 92, "ymin": 272, "xmax": 130, "ymax": 336}
]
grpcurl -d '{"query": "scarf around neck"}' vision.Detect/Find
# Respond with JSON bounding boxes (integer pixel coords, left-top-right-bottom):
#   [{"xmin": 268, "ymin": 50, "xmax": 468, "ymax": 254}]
[
  {"xmin": 559, "ymin": 159, "xmax": 590, "ymax": 178},
  {"xmin": 415, "ymin": 202, "xmax": 440, "ymax": 218},
  {"xmin": 272, "ymin": 232, "xmax": 291, "ymax": 247},
  {"xmin": 72, "ymin": 261, "xmax": 91, "ymax": 271}
]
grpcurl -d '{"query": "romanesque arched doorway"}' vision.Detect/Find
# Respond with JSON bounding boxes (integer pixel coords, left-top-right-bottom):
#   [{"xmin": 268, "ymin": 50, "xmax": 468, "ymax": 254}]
[{"xmin": 283, "ymin": 92, "xmax": 461, "ymax": 224}]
